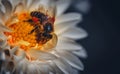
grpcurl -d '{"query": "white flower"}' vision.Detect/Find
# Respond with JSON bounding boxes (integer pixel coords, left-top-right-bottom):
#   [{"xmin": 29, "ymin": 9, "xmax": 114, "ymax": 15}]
[{"xmin": 0, "ymin": 0, "xmax": 88, "ymax": 74}]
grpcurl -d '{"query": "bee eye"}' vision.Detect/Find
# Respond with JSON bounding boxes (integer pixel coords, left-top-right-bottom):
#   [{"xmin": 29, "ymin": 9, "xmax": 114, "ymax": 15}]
[{"xmin": 44, "ymin": 23, "xmax": 53, "ymax": 33}]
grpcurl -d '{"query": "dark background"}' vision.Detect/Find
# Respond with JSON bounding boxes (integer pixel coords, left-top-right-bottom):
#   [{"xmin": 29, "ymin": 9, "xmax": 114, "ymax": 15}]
[{"xmin": 68, "ymin": 0, "xmax": 120, "ymax": 74}]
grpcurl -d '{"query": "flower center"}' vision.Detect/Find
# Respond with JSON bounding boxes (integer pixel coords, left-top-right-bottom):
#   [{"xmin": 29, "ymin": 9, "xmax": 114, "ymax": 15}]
[{"xmin": 4, "ymin": 11, "xmax": 55, "ymax": 51}]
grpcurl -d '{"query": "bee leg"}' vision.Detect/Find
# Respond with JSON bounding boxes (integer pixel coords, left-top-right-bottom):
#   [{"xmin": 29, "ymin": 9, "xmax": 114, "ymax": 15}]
[
  {"xmin": 28, "ymin": 28, "xmax": 35, "ymax": 34},
  {"xmin": 29, "ymin": 25, "xmax": 40, "ymax": 34},
  {"xmin": 29, "ymin": 26, "xmax": 38, "ymax": 34},
  {"xmin": 23, "ymin": 19, "xmax": 33, "ymax": 23}
]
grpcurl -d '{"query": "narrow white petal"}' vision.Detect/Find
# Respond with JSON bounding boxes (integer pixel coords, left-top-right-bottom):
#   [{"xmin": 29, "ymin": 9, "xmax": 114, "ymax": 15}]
[
  {"xmin": 39, "ymin": 0, "xmax": 51, "ymax": 6},
  {"xmin": 16, "ymin": 59, "xmax": 28, "ymax": 73},
  {"xmin": 13, "ymin": 50, "xmax": 25, "ymax": 62},
  {"xmin": 27, "ymin": 63, "xmax": 40, "ymax": 74},
  {"xmin": 0, "ymin": 5, "xmax": 5, "ymax": 20},
  {"xmin": 36, "ymin": 63, "xmax": 54, "ymax": 74},
  {"xmin": 22, "ymin": 0, "xmax": 28, "ymax": 7},
  {"xmin": 56, "ymin": 37, "xmax": 83, "ymax": 51},
  {"xmin": 53, "ymin": 58, "xmax": 73, "ymax": 74},
  {"xmin": 0, "ymin": 39, "xmax": 7, "ymax": 47},
  {"xmin": 28, "ymin": 48, "xmax": 57, "ymax": 60},
  {"xmin": 60, "ymin": 27, "xmax": 88, "ymax": 40},
  {"xmin": 28, "ymin": 0, "xmax": 41, "ymax": 11},
  {"xmin": 75, "ymin": 0, "xmax": 91, "ymax": 13},
  {"xmin": 49, "ymin": 61, "xmax": 64, "ymax": 74},
  {"xmin": 55, "ymin": 13, "xmax": 82, "ymax": 25},
  {"xmin": 72, "ymin": 69, "xmax": 79, "ymax": 74},
  {"xmin": 58, "ymin": 51, "xmax": 84, "ymax": 70},
  {"xmin": 55, "ymin": 20, "xmax": 80, "ymax": 35},
  {"xmin": 72, "ymin": 49, "xmax": 88, "ymax": 58},
  {"xmin": 10, "ymin": 0, "xmax": 21, "ymax": 6},
  {"xmin": 11, "ymin": 46, "xmax": 19, "ymax": 54},
  {"xmin": 0, "ymin": 23, "xmax": 11, "ymax": 32},
  {"xmin": 1, "ymin": 0, "xmax": 12, "ymax": 15},
  {"xmin": 13, "ymin": 2, "xmax": 24, "ymax": 13},
  {"xmin": 25, "ymin": 0, "xmax": 33, "ymax": 9},
  {"xmin": 29, "ymin": 0, "xmax": 55, "ymax": 11},
  {"xmin": 0, "ymin": 32, "xmax": 7, "ymax": 40},
  {"xmin": 56, "ymin": 0, "xmax": 71, "ymax": 16},
  {"xmin": 0, "ymin": 52, "xmax": 5, "ymax": 60}
]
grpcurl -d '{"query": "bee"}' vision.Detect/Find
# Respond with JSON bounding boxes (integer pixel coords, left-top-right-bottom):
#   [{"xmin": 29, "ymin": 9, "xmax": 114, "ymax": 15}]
[{"xmin": 26, "ymin": 11, "xmax": 54, "ymax": 44}]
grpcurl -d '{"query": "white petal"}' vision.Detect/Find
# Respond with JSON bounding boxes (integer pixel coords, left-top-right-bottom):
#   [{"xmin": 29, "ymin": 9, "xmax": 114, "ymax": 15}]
[
  {"xmin": 55, "ymin": 13, "xmax": 82, "ymax": 25},
  {"xmin": 10, "ymin": 0, "xmax": 21, "ymax": 6},
  {"xmin": 13, "ymin": 50, "xmax": 25, "ymax": 62},
  {"xmin": 53, "ymin": 58, "xmax": 73, "ymax": 74},
  {"xmin": 72, "ymin": 49, "xmax": 88, "ymax": 58},
  {"xmin": 27, "ymin": 63, "xmax": 40, "ymax": 74},
  {"xmin": 0, "ymin": 52, "xmax": 5, "ymax": 60},
  {"xmin": 11, "ymin": 46, "xmax": 19, "ymax": 54},
  {"xmin": 56, "ymin": 37, "xmax": 83, "ymax": 51},
  {"xmin": 58, "ymin": 51, "xmax": 84, "ymax": 70},
  {"xmin": 49, "ymin": 61, "xmax": 64, "ymax": 74},
  {"xmin": 36, "ymin": 63, "xmax": 54, "ymax": 74},
  {"xmin": 29, "ymin": 0, "xmax": 55, "ymax": 11},
  {"xmin": 13, "ymin": 2, "xmax": 24, "ymax": 13},
  {"xmin": 0, "ymin": 39, "xmax": 7, "ymax": 48},
  {"xmin": 72, "ymin": 69, "xmax": 79, "ymax": 74},
  {"xmin": 1, "ymin": 0, "xmax": 12, "ymax": 15},
  {"xmin": 0, "ymin": 22, "xmax": 11, "ymax": 32},
  {"xmin": 0, "ymin": 32, "xmax": 7, "ymax": 40},
  {"xmin": 22, "ymin": 0, "xmax": 28, "ymax": 7},
  {"xmin": 0, "ymin": 5, "xmax": 5, "ymax": 19},
  {"xmin": 25, "ymin": 0, "xmax": 33, "ymax": 9},
  {"xmin": 39, "ymin": 0, "xmax": 52, "ymax": 6},
  {"xmin": 28, "ymin": 0, "xmax": 41, "ymax": 11},
  {"xmin": 75, "ymin": 0, "xmax": 91, "ymax": 13},
  {"xmin": 56, "ymin": 0, "xmax": 71, "ymax": 16},
  {"xmin": 55, "ymin": 20, "xmax": 80, "ymax": 35},
  {"xmin": 16, "ymin": 59, "xmax": 28, "ymax": 73},
  {"xmin": 28, "ymin": 48, "xmax": 57, "ymax": 60},
  {"xmin": 60, "ymin": 27, "xmax": 88, "ymax": 40}
]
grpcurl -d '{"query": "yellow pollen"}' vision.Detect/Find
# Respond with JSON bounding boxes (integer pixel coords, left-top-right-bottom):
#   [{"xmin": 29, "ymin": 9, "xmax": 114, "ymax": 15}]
[
  {"xmin": 4, "ymin": 12, "xmax": 44, "ymax": 51},
  {"xmin": 5, "ymin": 21, "xmax": 38, "ymax": 50}
]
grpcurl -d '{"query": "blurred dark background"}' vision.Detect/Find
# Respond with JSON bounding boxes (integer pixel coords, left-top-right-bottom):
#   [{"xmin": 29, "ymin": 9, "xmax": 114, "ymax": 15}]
[{"xmin": 68, "ymin": 0, "xmax": 120, "ymax": 74}]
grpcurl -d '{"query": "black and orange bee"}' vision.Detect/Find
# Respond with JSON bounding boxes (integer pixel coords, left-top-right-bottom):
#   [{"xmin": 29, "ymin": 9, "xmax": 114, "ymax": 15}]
[{"xmin": 26, "ymin": 11, "xmax": 55, "ymax": 44}]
